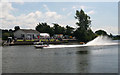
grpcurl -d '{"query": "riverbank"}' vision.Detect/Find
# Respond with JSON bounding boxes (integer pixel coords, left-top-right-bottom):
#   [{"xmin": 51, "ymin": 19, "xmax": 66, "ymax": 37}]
[{"xmin": 2, "ymin": 38, "xmax": 77, "ymax": 46}]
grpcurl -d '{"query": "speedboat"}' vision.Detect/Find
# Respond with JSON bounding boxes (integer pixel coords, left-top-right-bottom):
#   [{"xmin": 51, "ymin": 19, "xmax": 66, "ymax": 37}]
[{"xmin": 34, "ymin": 42, "xmax": 49, "ymax": 48}]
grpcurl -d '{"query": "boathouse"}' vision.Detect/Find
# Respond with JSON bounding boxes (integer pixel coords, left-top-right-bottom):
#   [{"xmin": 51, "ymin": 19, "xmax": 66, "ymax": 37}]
[{"xmin": 14, "ymin": 29, "xmax": 40, "ymax": 39}]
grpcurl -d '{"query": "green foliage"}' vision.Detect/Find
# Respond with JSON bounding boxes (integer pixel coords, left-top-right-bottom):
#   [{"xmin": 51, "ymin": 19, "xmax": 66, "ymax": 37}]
[
  {"xmin": 2, "ymin": 33, "xmax": 10, "ymax": 40},
  {"xmin": 2, "ymin": 29, "xmax": 14, "ymax": 40},
  {"xmin": 35, "ymin": 23, "xmax": 75, "ymax": 37},
  {"xmin": 75, "ymin": 9, "xmax": 91, "ymax": 30},
  {"xmin": 53, "ymin": 23, "xmax": 65, "ymax": 34},
  {"xmin": 0, "ymin": 29, "xmax": 2, "ymax": 38},
  {"xmin": 109, "ymin": 33, "xmax": 113, "ymax": 38},
  {"xmin": 95, "ymin": 30, "xmax": 108, "ymax": 36},
  {"xmin": 36, "ymin": 23, "xmax": 54, "ymax": 36},
  {"xmin": 14, "ymin": 26, "xmax": 20, "ymax": 31},
  {"xmin": 108, "ymin": 33, "xmax": 120, "ymax": 40},
  {"xmin": 65, "ymin": 25, "xmax": 74, "ymax": 36},
  {"xmin": 74, "ymin": 9, "xmax": 95, "ymax": 42},
  {"xmin": 112, "ymin": 35, "xmax": 120, "ymax": 40}
]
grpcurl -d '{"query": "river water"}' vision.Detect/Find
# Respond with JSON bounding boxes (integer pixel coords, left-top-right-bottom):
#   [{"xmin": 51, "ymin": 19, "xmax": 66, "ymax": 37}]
[{"xmin": 2, "ymin": 36, "xmax": 119, "ymax": 73}]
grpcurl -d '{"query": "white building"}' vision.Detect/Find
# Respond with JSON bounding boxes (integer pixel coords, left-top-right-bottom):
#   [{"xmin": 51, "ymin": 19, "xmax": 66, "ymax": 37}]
[
  {"xmin": 14, "ymin": 29, "xmax": 40, "ymax": 39},
  {"xmin": 40, "ymin": 33, "xmax": 50, "ymax": 38}
]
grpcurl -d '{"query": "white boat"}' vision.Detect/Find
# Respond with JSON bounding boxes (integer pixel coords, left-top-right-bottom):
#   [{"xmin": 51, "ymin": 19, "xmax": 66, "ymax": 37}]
[{"xmin": 34, "ymin": 42, "xmax": 49, "ymax": 48}]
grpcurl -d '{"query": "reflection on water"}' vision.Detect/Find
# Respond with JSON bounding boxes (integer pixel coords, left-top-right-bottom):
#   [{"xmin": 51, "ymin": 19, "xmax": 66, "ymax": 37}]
[
  {"xmin": 2, "ymin": 44, "xmax": 118, "ymax": 73},
  {"xmin": 0, "ymin": 46, "xmax": 2, "ymax": 74},
  {"xmin": 75, "ymin": 47, "xmax": 90, "ymax": 73},
  {"xmin": 76, "ymin": 50, "xmax": 88, "ymax": 54}
]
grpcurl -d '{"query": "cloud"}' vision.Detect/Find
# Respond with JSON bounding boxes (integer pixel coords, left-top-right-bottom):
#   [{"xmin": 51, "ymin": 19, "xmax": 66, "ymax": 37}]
[
  {"xmin": 70, "ymin": 5, "xmax": 86, "ymax": 16},
  {"xmin": 0, "ymin": 2, "xmax": 14, "ymax": 15},
  {"xmin": 43, "ymin": 4, "xmax": 50, "ymax": 11},
  {"xmin": 80, "ymin": 5, "xmax": 86, "ymax": 10},
  {"xmin": 1, "ymin": 0, "xmax": 24, "ymax": 2},
  {"xmin": 15, "ymin": 2, "xmax": 24, "ymax": 5},
  {"xmin": 1, "ymin": 3, "xmax": 63, "ymax": 29},
  {"xmin": 0, "ymin": 2, "xmax": 15, "ymax": 28},
  {"xmin": 62, "ymin": 8, "xmax": 66, "ymax": 11},
  {"xmin": 67, "ymin": 12, "xmax": 72, "ymax": 16},
  {"xmin": 45, "ymin": 11, "xmax": 62, "ymax": 19},
  {"xmin": 87, "ymin": 10, "xmax": 95, "ymax": 15},
  {"xmin": 71, "ymin": 5, "xmax": 95, "ymax": 15},
  {"xmin": 72, "ymin": 5, "xmax": 86, "ymax": 10},
  {"xmin": 2, "ymin": 11, "xmax": 63, "ymax": 29},
  {"xmin": 72, "ymin": 6, "xmax": 76, "ymax": 9}
]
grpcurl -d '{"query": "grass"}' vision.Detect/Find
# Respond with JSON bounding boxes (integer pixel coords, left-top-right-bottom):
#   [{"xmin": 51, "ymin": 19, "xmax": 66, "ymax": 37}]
[
  {"xmin": 50, "ymin": 39, "xmax": 54, "ymax": 42},
  {"xmin": 17, "ymin": 40, "xmax": 24, "ymax": 42},
  {"xmin": 26, "ymin": 40, "xmax": 32, "ymax": 41},
  {"xmin": 17, "ymin": 39, "xmax": 61, "ymax": 42}
]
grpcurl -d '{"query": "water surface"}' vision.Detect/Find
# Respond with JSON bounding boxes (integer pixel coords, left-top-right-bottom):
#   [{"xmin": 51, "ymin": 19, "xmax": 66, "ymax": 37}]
[{"xmin": 2, "ymin": 43, "xmax": 118, "ymax": 73}]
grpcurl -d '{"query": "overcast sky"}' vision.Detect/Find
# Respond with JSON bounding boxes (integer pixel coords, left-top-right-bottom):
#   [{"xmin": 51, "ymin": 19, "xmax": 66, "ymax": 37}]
[{"xmin": 0, "ymin": 2, "xmax": 118, "ymax": 35}]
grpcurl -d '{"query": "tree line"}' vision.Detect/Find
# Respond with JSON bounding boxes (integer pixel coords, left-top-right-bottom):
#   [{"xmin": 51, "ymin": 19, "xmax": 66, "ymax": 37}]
[
  {"xmin": 35, "ymin": 9, "xmax": 96, "ymax": 42},
  {"xmin": 35, "ymin": 23, "xmax": 74, "ymax": 37},
  {"xmin": 1, "ymin": 9, "xmax": 120, "ymax": 42}
]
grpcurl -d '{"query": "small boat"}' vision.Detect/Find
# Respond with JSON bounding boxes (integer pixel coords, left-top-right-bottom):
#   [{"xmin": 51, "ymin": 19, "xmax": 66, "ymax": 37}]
[{"xmin": 34, "ymin": 42, "xmax": 49, "ymax": 48}]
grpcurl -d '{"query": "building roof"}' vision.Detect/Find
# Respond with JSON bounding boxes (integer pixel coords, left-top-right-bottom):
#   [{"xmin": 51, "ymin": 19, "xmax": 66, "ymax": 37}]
[{"xmin": 17, "ymin": 29, "xmax": 40, "ymax": 34}]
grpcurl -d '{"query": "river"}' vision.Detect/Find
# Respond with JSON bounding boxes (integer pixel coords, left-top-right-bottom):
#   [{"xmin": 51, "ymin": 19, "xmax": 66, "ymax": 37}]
[
  {"xmin": 2, "ymin": 43, "xmax": 118, "ymax": 73},
  {"xmin": 1, "ymin": 36, "xmax": 119, "ymax": 73}
]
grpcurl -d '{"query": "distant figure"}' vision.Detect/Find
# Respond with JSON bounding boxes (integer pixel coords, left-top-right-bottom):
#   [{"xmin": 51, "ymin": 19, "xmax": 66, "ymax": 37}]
[
  {"xmin": 38, "ymin": 36, "xmax": 40, "ymax": 39},
  {"xmin": 48, "ymin": 38, "xmax": 50, "ymax": 42}
]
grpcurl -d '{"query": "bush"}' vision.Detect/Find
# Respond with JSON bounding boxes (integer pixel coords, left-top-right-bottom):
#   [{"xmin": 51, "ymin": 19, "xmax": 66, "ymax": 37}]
[{"xmin": 2, "ymin": 33, "xmax": 10, "ymax": 40}]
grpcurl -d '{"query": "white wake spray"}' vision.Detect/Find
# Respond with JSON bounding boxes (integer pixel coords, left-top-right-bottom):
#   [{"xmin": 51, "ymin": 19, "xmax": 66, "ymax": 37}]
[
  {"xmin": 44, "ymin": 35, "xmax": 118, "ymax": 49},
  {"xmin": 45, "ymin": 44, "xmax": 84, "ymax": 49},
  {"xmin": 86, "ymin": 35, "xmax": 118, "ymax": 46}
]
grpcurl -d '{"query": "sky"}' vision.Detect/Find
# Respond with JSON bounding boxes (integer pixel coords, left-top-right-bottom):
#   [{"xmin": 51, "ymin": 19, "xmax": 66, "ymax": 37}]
[{"xmin": 0, "ymin": 2, "xmax": 118, "ymax": 35}]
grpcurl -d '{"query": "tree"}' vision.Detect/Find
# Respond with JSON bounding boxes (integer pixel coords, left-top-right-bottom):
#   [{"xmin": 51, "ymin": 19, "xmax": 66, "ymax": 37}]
[
  {"xmin": 109, "ymin": 33, "xmax": 113, "ymax": 38},
  {"xmin": 74, "ymin": 9, "xmax": 95, "ymax": 42},
  {"xmin": 0, "ymin": 29, "xmax": 1, "ymax": 38},
  {"xmin": 95, "ymin": 30, "xmax": 108, "ymax": 36},
  {"xmin": 9, "ymin": 29, "xmax": 14, "ymax": 38},
  {"xmin": 36, "ymin": 22, "xmax": 49, "ymax": 33},
  {"xmin": 113, "ymin": 35, "xmax": 120, "ymax": 40},
  {"xmin": 2, "ymin": 29, "xmax": 14, "ymax": 40},
  {"xmin": 48, "ymin": 27, "xmax": 54, "ymax": 36},
  {"xmin": 14, "ymin": 26, "xmax": 20, "ymax": 31},
  {"xmin": 2, "ymin": 32, "xmax": 10, "ymax": 40},
  {"xmin": 75, "ymin": 9, "xmax": 91, "ymax": 30},
  {"xmin": 9, "ymin": 29, "xmax": 13, "ymax": 32},
  {"xmin": 53, "ymin": 23, "xmax": 59, "ymax": 34},
  {"xmin": 35, "ymin": 22, "xmax": 54, "ymax": 36},
  {"xmin": 53, "ymin": 23, "xmax": 65, "ymax": 35},
  {"xmin": 65, "ymin": 25, "xmax": 74, "ymax": 36}
]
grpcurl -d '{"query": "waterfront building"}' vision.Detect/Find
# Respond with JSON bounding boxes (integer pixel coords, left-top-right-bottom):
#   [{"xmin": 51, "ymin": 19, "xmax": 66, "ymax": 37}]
[{"xmin": 14, "ymin": 29, "xmax": 40, "ymax": 39}]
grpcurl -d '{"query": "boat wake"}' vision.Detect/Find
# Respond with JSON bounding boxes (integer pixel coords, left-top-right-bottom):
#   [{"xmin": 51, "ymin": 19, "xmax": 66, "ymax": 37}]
[
  {"xmin": 45, "ymin": 44, "xmax": 84, "ymax": 49},
  {"xmin": 45, "ymin": 36, "xmax": 119, "ymax": 49},
  {"xmin": 86, "ymin": 35, "xmax": 118, "ymax": 46}
]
